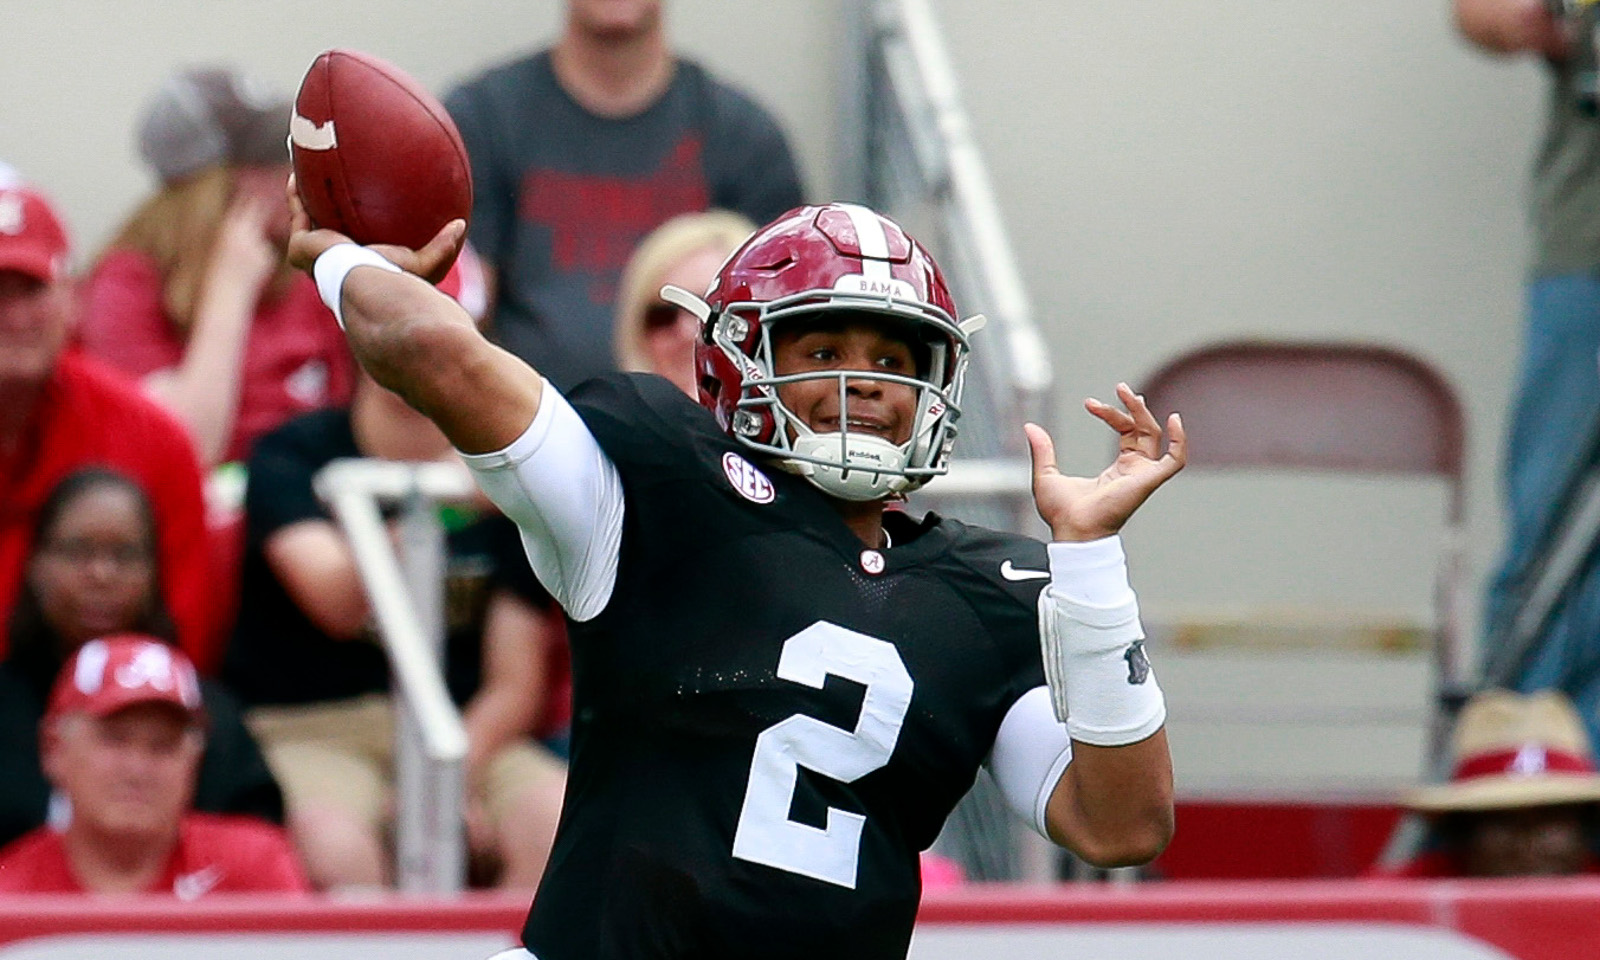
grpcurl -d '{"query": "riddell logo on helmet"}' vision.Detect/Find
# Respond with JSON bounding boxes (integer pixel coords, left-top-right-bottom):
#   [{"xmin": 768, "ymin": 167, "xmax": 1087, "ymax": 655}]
[
  {"xmin": 722, "ymin": 452, "xmax": 775, "ymax": 504},
  {"xmin": 834, "ymin": 274, "xmax": 917, "ymax": 300}
]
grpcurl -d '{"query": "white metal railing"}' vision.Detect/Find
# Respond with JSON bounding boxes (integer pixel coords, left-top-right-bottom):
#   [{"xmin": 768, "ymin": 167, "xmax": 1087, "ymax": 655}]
[
  {"xmin": 881, "ymin": 0, "xmax": 1051, "ymax": 410},
  {"xmin": 841, "ymin": 0, "xmax": 1059, "ymax": 882},
  {"xmin": 914, "ymin": 456, "xmax": 1043, "ymax": 541},
  {"xmin": 844, "ymin": 0, "xmax": 1054, "ymax": 455},
  {"xmin": 314, "ymin": 458, "xmax": 475, "ymax": 894}
]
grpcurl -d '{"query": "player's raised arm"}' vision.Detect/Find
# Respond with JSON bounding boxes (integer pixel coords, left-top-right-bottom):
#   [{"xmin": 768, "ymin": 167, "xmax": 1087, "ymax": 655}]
[
  {"xmin": 284, "ymin": 176, "xmax": 542, "ymax": 455},
  {"xmin": 285, "ymin": 176, "xmax": 625, "ymax": 623},
  {"xmin": 1026, "ymin": 384, "xmax": 1185, "ymax": 866}
]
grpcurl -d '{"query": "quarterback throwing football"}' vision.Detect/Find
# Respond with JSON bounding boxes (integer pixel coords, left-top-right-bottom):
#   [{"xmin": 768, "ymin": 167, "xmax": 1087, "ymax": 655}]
[{"xmin": 288, "ymin": 190, "xmax": 1183, "ymax": 960}]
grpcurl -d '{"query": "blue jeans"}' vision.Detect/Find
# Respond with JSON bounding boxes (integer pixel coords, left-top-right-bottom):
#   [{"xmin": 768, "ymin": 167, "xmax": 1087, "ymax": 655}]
[{"xmin": 1484, "ymin": 272, "xmax": 1600, "ymax": 738}]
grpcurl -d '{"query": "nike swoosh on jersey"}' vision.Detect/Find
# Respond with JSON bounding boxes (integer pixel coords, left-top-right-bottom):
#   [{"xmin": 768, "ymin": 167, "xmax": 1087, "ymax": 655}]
[{"xmin": 999, "ymin": 560, "xmax": 1051, "ymax": 581}]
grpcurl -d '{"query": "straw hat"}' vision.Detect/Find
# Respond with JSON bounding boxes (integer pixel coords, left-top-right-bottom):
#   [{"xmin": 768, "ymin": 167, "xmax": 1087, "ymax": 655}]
[{"xmin": 1403, "ymin": 689, "xmax": 1600, "ymax": 813}]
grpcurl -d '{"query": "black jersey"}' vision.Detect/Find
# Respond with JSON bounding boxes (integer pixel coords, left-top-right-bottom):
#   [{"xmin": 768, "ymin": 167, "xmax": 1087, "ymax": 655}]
[{"xmin": 523, "ymin": 374, "xmax": 1049, "ymax": 960}]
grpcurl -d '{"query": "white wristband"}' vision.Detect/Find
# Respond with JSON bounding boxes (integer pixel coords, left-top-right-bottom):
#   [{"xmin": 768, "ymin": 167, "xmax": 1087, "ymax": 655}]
[
  {"xmin": 313, "ymin": 243, "xmax": 402, "ymax": 329},
  {"xmin": 1037, "ymin": 536, "xmax": 1166, "ymax": 745}
]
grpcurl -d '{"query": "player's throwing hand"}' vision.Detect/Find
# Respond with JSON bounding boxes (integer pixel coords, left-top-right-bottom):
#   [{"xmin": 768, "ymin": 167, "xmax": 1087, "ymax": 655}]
[{"xmin": 283, "ymin": 174, "xmax": 464, "ymax": 285}]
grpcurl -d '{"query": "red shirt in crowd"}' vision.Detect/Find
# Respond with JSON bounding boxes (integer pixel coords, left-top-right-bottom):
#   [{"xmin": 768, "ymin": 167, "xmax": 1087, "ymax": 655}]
[
  {"xmin": 0, "ymin": 814, "xmax": 309, "ymax": 896},
  {"xmin": 79, "ymin": 250, "xmax": 356, "ymax": 465},
  {"xmin": 1372, "ymin": 850, "xmax": 1600, "ymax": 878},
  {"xmin": 0, "ymin": 351, "xmax": 214, "ymax": 668}
]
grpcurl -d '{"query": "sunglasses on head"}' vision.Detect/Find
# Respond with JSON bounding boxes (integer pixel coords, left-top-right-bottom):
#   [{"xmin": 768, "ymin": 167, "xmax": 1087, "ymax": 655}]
[{"xmin": 644, "ymin": 302, "xmax": 685, "ymax": 331}]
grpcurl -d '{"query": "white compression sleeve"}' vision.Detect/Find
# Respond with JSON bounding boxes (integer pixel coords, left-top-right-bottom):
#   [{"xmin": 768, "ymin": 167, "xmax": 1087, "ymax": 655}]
[
  {"xmin": 458, "ymin": 379, "xmax": 625, "ymax": 621},
  {"xmin": 1038, "ymin": 536, "xmax": 1166, "ymax": 745},
  {"xmin": 986, "ymin": 686, "xmax": 1073, "ymax": 838}
]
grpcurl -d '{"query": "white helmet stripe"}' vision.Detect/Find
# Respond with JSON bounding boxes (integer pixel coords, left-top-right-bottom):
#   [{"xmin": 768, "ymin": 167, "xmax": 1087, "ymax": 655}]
[{"xmin": 837, "ymin": 203, "xmax": 892, "ymax": 281}]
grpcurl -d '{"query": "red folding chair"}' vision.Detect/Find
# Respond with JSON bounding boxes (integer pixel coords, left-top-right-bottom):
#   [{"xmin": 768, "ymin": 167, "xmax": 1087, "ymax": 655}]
[
  {"xmin": 1139, "ymin": 340, "xmax": 1466, "ymax": 699},
  {"xmin": 1137, "ymin": 340, "xmax": 1468, "ymax": 877}
]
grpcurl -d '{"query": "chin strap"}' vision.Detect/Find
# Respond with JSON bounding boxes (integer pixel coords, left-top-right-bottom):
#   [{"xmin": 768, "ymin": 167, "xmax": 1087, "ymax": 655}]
[{"xmin": 789, "ymin": 430, "xmax": 914, "ymax": 502}]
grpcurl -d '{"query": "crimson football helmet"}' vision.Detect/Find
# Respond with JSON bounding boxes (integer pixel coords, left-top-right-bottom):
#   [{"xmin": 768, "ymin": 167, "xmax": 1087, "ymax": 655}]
[{"xmin": 661, "ymin": 203, "xmax": 986, "ymax": 501}]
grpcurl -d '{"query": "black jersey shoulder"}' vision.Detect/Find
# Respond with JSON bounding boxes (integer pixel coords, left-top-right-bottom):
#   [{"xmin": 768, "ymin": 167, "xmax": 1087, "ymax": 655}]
[
  {"xmin": 566, "ymin": 372, "xmax": 733, "ymax": 477},
  {"xmin": 908, "ymin": 512, "xmax": 1052, "ymax": 608}
]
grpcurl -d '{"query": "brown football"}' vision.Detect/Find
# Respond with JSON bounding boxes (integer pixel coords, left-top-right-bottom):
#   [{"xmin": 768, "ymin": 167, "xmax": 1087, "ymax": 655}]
[{"xmin": 290, "ymin": 49, "xmax": 471, "ymax": 251}]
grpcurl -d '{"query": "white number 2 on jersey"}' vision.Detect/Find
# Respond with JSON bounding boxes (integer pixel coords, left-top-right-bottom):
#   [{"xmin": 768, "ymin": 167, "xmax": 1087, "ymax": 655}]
[{"xmin": 731, "ymin": 621, "xmax": 914, "ymax": 888}]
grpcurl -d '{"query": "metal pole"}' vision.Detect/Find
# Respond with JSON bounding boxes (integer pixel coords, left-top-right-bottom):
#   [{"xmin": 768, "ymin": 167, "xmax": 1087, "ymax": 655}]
[
  {"xmin": 836, "ymin": 0, "xmax": 874, "ymax": 205},
  {"xmin": 392, "ymin": 485, "xmax": 461, "ymax": 894},
  {"xmin": 316, "ymin": 459, "xmax": 472, "ymax": 895},
  {"xmin": 891, "ymin": 0, "xmax": 1052, "ymax": 411}
]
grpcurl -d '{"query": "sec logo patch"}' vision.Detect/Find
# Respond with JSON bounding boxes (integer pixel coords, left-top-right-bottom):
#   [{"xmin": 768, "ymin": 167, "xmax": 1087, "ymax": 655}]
[{"xmin": 722, "ymin": 452, "xmax": 775, "ymax": 504}]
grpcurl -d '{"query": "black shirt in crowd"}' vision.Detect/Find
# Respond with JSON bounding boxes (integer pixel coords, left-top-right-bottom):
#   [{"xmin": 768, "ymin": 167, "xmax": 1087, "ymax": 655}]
[{"xmin": 224, "ymin": 407, "xmax": 546, "ymax": 708}]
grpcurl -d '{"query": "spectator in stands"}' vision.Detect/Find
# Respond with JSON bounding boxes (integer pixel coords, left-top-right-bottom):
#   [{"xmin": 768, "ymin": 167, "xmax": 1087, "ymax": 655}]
[
  {"xmin": 224, "ymin": 369, "xmax": 566, "ymax": 891},
  {"xmin": 1380, "ymin": 689, "xmax": 1600, "ymax": 877},
  {"xmin": 0, "ymin": 467, "xmax": 282, "ymax": 850},
  {"xmin": 0, "ymin": 635, "xmax": 308, "ymax": 895},
  {"xmin": 0, "ymin": 174, "xmax": 214, "ymax": 667},
  {"xmin": 1454, "ymin": 0, "xmax": 1600, "ymax": 745},
  {"xmin": 77, "ymin": 66, "xmax": 356, "ymax": 470},
  {"xmin": 613, "ymin": 209, "xmax": 755, "ymax": 396},
  {"xmin": 444, "ymin": 0, "xmax": 804, "ymax": 391}
]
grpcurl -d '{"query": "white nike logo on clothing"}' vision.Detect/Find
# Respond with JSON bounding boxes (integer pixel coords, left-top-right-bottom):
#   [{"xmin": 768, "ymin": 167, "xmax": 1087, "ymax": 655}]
[
  {"xmin": 173, "ymin": 865, "xmax": 224, "ymax": 900},
  {"xmin": 1000, "ymin": 560, "xmax": 1050, "ymax": 582}
]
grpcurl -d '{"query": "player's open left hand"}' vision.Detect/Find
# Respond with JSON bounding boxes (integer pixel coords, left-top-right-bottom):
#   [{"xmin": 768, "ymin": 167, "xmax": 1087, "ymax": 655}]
[
  {"xmin": 1024, "ymin": 382, "xmax": 1186, "ymax": 543},
  {"xmin": 283, "ymin": 174, "xmax": 465, "ymax": 285}
]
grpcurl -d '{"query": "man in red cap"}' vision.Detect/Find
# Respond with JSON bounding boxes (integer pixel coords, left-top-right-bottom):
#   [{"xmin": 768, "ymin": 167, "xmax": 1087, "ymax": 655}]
[
  {"xmin": 0, "ymin": 174, "xmax": 215, "ymax": 668},
  {"xmin": 0, "ymin": 634, "xmax": 307, "ymax": 895}
]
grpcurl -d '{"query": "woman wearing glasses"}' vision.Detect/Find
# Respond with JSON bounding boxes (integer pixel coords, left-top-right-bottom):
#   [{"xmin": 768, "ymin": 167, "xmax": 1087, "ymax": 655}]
[
  {"xmin": 613, "ymin": 210, "xmax": 757, "ymax": 397},
  {"xmin": 0, "ymin": 468, "xmax": 283, "ymax": 851}
]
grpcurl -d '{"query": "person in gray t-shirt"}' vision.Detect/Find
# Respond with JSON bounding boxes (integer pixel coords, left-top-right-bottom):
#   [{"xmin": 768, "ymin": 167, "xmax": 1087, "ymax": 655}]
[{"xmin": 445, "ymin": 1, "xmax": 804, "ymax": 392}]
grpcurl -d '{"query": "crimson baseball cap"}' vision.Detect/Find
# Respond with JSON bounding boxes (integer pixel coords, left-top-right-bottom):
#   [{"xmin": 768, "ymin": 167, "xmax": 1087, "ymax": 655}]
[
  {"xmin": 0, "ymin": 183, "xmax": 71, "ymax": 283},
  {"xmin": 47, "ymin": 635, "xmax": 204, "ymax": 723}
]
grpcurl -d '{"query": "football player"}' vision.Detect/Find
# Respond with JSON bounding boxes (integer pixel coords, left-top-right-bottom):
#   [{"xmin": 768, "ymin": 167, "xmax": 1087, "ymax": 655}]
[{"xmin": 287, "ymin": 188, "xmax": 1183, "ymax": 960}]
